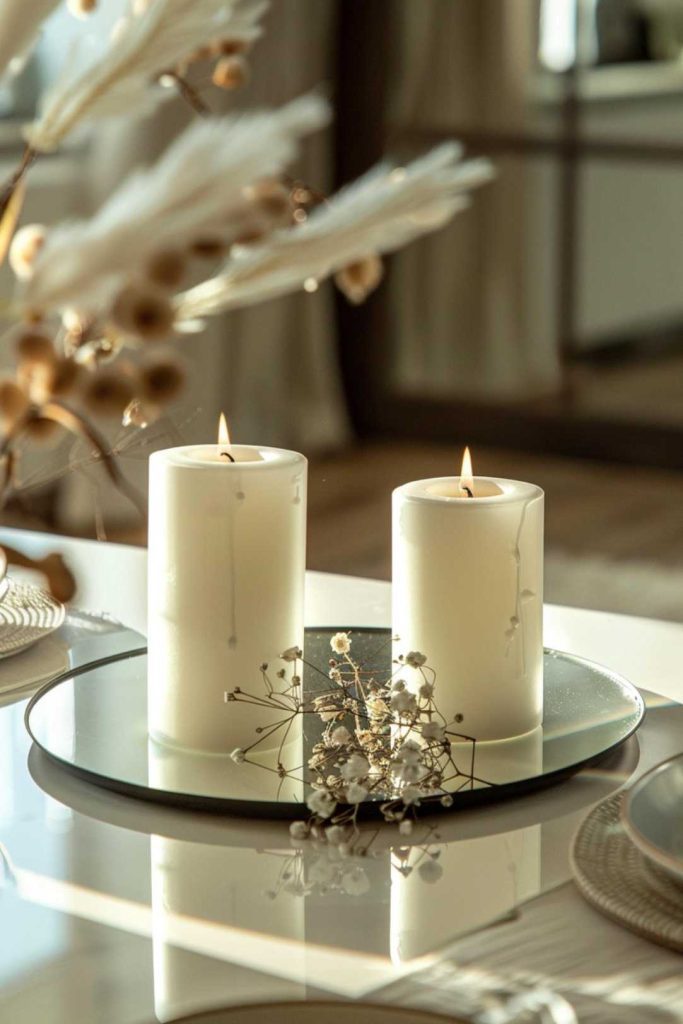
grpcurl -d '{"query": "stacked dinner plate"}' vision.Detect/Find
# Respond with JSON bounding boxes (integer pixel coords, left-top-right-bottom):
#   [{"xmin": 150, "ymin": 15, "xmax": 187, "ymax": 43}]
[{"xmin": 572, "ymin": 756, "xmax": 683, "ymax": 951}]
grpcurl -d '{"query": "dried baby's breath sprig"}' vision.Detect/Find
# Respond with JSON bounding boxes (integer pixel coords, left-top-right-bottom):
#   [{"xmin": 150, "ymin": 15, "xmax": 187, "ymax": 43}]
[{"xmin": 229, "ymin": 632, "xmax": 490, "ymax": 850}]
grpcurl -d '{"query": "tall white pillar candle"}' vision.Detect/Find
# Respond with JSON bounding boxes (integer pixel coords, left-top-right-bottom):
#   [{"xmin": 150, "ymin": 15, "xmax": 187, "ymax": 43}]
[
  {"xmin": 392, "ymin": 472, "xmax": 543, "ymax": 741},
  {"xmin": 148, "ymin": 441, "xmax": 306, "ymax": 754}
]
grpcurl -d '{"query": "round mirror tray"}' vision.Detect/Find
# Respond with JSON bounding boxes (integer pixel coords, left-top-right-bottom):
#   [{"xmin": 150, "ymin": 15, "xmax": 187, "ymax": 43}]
[{"xmin": 25, "ymin": 628, "xmax": 644, "ymax": 819}]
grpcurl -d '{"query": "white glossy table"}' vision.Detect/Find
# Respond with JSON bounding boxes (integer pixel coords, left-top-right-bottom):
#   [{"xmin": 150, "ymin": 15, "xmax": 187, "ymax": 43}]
[{"xmin": 0, "ymin": 528, "xmax": 681, "ymax": 1024}]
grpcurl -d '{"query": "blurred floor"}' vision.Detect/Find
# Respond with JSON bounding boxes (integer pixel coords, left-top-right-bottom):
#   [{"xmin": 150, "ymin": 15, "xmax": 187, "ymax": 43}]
[{"xmin": 306, "ymin": 442, "xmax": 683, "ymax": 623}]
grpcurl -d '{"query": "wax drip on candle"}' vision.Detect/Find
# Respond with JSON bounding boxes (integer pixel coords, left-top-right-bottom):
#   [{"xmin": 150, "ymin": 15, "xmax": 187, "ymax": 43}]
[
  {"xmin": 218, "ymin": 412, "xmax": 235, "ymax": 462},
  {"xmin": 460, "ymin": 446, "xmax": 475, "ymax": 498}
]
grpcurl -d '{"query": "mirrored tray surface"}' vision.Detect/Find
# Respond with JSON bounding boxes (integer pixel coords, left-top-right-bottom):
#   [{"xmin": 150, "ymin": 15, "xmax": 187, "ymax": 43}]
[{"xmin": 25, "ymin": 628, "xmax": 645, "ymax": 818}]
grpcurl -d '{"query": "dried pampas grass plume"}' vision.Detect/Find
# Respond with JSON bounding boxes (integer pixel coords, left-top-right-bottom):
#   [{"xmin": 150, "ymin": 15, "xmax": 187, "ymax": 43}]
[
  {"xmin": 176, "ymin": 143, "xmax": 495, "ymax": 320},
  {"xmin": 0, "ymin": 0, "xmax": 61, "ymax": 81},
  {"xmin": 23, "ymin": 94, "xmax": 330, "ymax": 313},
  {"xmin": 24, "ymin": 0, "xmax": 269, "ymax": 152}
]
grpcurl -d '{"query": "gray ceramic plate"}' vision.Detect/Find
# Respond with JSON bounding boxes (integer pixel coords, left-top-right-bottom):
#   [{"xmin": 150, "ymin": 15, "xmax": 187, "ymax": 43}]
[{"xmin": 623, "ymin": 753, "xmax": 683, "ymax": 884}]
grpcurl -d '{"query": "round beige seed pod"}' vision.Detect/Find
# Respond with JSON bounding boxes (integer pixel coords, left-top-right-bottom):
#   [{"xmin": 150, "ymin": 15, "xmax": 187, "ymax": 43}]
[
  {"xmin": 146, "ymin": 250, "xmax": 187, "ymax": 290},
  {"xmin": 212, "ymin": 56, "xmax": 249, "ymax": 90},
  {"xmin": 67, "ymin": 0, "xmax": 97, "ymax": 18},
  {"xmin": 82, "ymin": 369, "xmax": 137, "ymax": 417},
  {"xmin": 15, "ymin": 330, "xmax": 56, "ymax": 366},
  {"xmin": 0, "ymin": 378, "xmax": 29, "ymax": 433},
  {"xmin": 9, "ymin": 224, "xmax": 46, "ymax": 281},
  {"xmin": 334, "ymin": 254, "xmax": 384, "ymax": 305},
  {"xmin": 25, "ymin": 417, "xmax": 60, "ymax": 443},
  {"xmin": 217, "ymin": 39, "xmax": 249, "ymax": 56},
  {"xmin": 190, "ymin": 237, "xmax": 227, "ymax": 260},
  {"xmin": 139, "ymin": 359, "xmax": 185, "ymax": 405},
  {"xmin": 110, "ymin": 283, "xmax": 174, "ymax": 342},
  {"xmin": 247, "ymin": 178, "xmax": 292, "ymax": 225},
  {"xmin": 51, "ymin": 358, "xmax": 83, "ymax": 398}
]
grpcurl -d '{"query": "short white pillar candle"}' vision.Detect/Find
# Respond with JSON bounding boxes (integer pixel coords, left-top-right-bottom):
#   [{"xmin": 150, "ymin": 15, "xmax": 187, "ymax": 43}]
[
  {"xmin": 392, "ymin": 457, "xmax": 544, "ymax": 741},
  {"xmin": 148, "ymin": 431, "xmax": 306, "ymax": 754}
]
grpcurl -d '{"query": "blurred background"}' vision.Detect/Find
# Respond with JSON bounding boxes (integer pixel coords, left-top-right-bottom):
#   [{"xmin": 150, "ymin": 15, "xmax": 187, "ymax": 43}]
[{"xmin": 3, "ymin": 0, "xmax": 683, "ymax": 622}]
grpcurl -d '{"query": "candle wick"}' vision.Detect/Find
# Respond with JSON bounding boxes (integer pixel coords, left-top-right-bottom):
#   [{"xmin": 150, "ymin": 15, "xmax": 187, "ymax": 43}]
[
  {"xmin": 464, "ymin": 486, "xmax": 474, "ymax": 498},
  {"xmin": 220, "ymin": 451, "xmax": 236, "ymax": 463}
]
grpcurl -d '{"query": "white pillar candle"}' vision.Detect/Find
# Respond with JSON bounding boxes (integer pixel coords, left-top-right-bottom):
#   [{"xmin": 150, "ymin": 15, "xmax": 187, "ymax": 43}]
[
  {"xmin": 148, "ymin": 432, "xmax": 306, "ymax": 754},
  {"xmin": 392, "ymin": 458, "xmax": 543, "ymax": 741}
]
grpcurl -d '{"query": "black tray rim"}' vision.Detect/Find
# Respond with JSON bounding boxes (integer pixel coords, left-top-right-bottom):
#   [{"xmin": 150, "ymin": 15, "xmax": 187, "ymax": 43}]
[{"xmin": 24, "ymin": 627, "xmax": 646, "ymax": 820}]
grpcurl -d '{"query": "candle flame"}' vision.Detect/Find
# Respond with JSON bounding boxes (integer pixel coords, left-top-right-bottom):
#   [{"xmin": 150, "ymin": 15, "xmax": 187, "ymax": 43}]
[
  {"xmin": 459, "ymin": 446, "xmax": 474, "ymax": 497},
  {"xmin": 218, "ymin": 413, "xmax": 230, "ymax": 448}
]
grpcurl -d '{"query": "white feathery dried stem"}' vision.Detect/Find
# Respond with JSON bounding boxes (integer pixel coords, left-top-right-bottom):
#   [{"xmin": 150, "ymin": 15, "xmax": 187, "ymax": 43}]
[
  {"xmin": 24, "ymin": 0, "xmax": 269, "ymax": 152},
  {"xmin": 0, "ymin": 0, "xmax": 61, "ymax": 80},
  {"xmin": 175, "ymin": 143, "xmax": 495, "ymax": 319},
  {"xmin": 24, "ymin": 94, "xmax": 330, "ymax": 311}
]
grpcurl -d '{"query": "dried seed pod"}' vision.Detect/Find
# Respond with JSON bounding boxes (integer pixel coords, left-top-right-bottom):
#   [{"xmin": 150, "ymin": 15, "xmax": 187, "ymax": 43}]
[
  {"xmin": 110, "ymin": 283, "xmax": 174, "ymax": 342},
  {"xmin": 212, "ymin": 55, "xmax": 249, "ymax": 90},
  {"xmin": 25, "ymin": 416, "xmax": 60, "ymax": 442},
  {"xmin": 51, "ymin": 358, "xmax": 83, "ymax": 397},
  {"xmin": 38, "ymin": 553, "xmax": 76, "ymax": 603},
  {"xmin": 9, "ymin": 224, "xmax": 46, "ymax": 281},
  {"xmin": 217, "ymin": 38, "xmax": 249, "ymax": 56},
  {"xmin": 139, "ymin": 358, "xmax": 185, "ymax": 404},
  {"xmin": 15, "ymin": 330, "xmax": 56, "ymax": 366},
  {"xmin": 67, "ymin": 0, "xmax": 97, "ymax": 17},
  {"xmin": 146, "ymin": 250, "xmax": 187, "ymax": 290},
  {"xmin": 247, "ymin": 178, "xmax": 292, "ymax": 225},
  {"xmin": 0, "ymin": 378, "xmax": 29, "ymax": 432},
  {"xmin": 334, "ymin": 254, "xmax": 384, "ymax": 305},
  {"xmin": 82, "ymin": 369, "xmax": 137, "ymax": 417},
  {"xmin": 190, "ymin": 237, "xmax": 227, "ymax": 260}
]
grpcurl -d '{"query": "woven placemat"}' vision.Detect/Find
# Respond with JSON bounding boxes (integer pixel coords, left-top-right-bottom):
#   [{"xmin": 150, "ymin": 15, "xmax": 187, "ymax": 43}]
[
  {"xmin": 571, "ymin": 791, "xmax": 683, "ymax": 953},
  {"xmin": 0, "ymin": 578, "xmax": 65, "ymax": 658}
]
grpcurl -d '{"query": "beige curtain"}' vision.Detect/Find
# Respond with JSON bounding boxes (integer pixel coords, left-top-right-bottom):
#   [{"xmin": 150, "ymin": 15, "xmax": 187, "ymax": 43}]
[{"xmin": 384, "ymin": 0, "xmax": 562, "ymax": 401}]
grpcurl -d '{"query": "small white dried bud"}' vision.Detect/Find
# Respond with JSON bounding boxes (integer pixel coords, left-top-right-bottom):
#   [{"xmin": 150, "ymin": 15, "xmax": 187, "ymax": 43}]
[
  {"xmin": 399, "ymin": 820, "xmax": 413, "ymax": 836},
  {"xmin": 330, "ymin": 632, "xmax": 351, "ymax": 655},
  {"xmin": 346, "ymin": 782, "xmax": 368, "ymax": 803},
  {"xmin": 9, "ymin": 224, "xmax": 46, "ymax": 281},
  {"xmin": 405, "ymin": 651, "xmax": 427, "ymax": 668},
  {"xmin": 230, "ymin": 747, "xmax": 246, "ymax": 764},
  {"xmin": 325, "ymin": 824, "xmax": 348, "ymax": 846},
  {"xmin": 289, "ymin": 820, "xmax": 308, "ymax": 840},
  {"xmin": 340, "ymin": 753, "xmax": 369, "ymax": 782},
  {"xmin": 328, "ymin": 725, "xmax": 352, "ymax": 747},
  {"xmin": 421, "ymin": 721, "xmax": 445, "ymax": 742},
  {"xmin": 341, "ymin": 866, "xmax": 370, "ymax": 896},
  {"xmin": 306, "ymin": 789, "xmax": 336, "ymax": 819},
  {"xmin": 281, "ymin": 646, "xmax": 302, "ymax": 662},
  {"xmin": 390, "ymin": 690, "xmax": 417, "ymax": 716}
]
